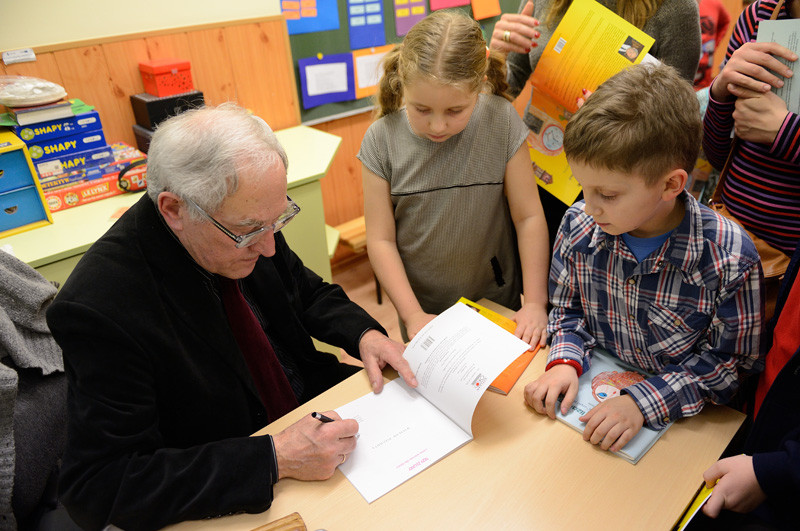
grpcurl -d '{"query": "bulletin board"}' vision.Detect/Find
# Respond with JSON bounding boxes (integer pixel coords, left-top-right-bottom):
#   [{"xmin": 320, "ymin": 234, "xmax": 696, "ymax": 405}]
[{"xmin": 287, "ymin": 0, "xmax": 522, "ymax": 124}]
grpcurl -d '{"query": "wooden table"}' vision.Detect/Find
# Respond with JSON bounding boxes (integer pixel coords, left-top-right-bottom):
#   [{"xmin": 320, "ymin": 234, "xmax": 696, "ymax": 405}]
[{"xmin": 167, "ymin": 300, "xmax": 745, "ymax": 531}]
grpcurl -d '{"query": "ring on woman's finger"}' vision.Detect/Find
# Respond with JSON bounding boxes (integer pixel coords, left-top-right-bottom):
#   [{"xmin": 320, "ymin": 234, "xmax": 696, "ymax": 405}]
[{"xmin": 503, "ymin": 30, "xmax": 511, "ymax": 43}]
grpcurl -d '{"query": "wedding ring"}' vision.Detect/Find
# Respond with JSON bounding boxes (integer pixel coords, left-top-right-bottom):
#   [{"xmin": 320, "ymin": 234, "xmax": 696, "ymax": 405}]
[
  {"xmin": 340, "ymin": 454, "xmax": 347, "ymax": 465},
  {"xmin": 503, "ymin": 30, "xmax": 511, "ymax": 43}
]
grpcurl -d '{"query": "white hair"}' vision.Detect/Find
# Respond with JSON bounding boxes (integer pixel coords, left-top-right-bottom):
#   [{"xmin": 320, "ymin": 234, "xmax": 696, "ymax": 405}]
[{"xmin": 145, "ymin": 103, "xmax": 289, "ymax": 217}]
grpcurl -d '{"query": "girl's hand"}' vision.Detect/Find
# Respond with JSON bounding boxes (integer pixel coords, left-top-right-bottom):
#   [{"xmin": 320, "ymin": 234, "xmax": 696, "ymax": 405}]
[
  {"xmin": 711, "ymin": 41, "xmax": 796, "ymax": 102},
  {"xmin": 405, "ymin": 311, "xmax": 437, "ymax": 340},
  {"xmin": 489, "ymin": 1, "xmax": 540, "ymax": 55},
  {"xmin": 732, "ymin": 90, "xmax": 789, "ymax": 144},
  {"xmin": 513, "ymin": 302, "xmax": 548, "ymax": 347}
]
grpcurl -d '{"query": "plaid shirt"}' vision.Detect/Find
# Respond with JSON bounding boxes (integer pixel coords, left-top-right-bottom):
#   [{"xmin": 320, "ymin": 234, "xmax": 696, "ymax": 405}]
[{"xmin": 548, "ymin": 192, "xmax": 764, "ymax": 429}]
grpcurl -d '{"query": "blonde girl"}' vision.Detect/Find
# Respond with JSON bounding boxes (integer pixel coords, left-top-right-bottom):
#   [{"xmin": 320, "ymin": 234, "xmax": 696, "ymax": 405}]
[{"xmin": 358, "ymin": 10, "xmax": 549, "ymax": 345}]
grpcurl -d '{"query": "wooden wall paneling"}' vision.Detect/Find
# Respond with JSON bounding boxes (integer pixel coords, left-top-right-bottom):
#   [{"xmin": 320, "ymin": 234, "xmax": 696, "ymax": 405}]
[
  {"xmin": 52, "ymin": 46, "xmax": 132, "ymax": 146},
  {"xmin": 143, "ymin": 33, "xmax": 194, "ymax": 62},
  {"xmin": 185, "ymin": 28, "xmax": 237, "ymax": 106},
  {"xmin": 313, "ymin": 111, "xmax": 373, "ymax": 226},
  {"xmin": 100, "ymin": 38, "xmax": 149, "ymax": 146},
  {"xmin": 3, "ymin": 52, "xmax": 65, "ymax": 87},
  {"xmin": 223, "ymin": 21, "xmax": 300, "ymax": 130}
]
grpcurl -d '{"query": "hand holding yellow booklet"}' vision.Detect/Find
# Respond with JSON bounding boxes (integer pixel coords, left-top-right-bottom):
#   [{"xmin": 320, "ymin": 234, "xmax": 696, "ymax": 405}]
[{"xmin": 526, "ymin": 0, "xmax": 655, "ymax": 206}]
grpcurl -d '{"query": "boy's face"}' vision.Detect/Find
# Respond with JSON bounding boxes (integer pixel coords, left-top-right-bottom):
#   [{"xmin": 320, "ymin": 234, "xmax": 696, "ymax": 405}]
[{"xmin": 570, "ymin": 161, "xmax": 679, "ymax": 238}]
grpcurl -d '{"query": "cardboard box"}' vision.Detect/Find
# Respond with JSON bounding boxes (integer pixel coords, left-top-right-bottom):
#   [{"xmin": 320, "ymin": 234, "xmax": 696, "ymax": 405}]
[
  {"xmin": 130, "ymin": 90, "xmax": 204, "ymax": 129},
  {"xmin": 39, "ymin": 142, "xmax": 147, "ymax": 191},
  {"xmin": 27, "ymin": 128, "xmax": 107, "ymax": 161},
  {"xmin": 11, "ymin": 109, "xmax": 102, "ymax": 144},
  {"xmin": 44, "ymin": 165, "xmax": 147, "ymax": 213},
  {"xmin": 34, "ymin": 145, "xmax": 115, "ymax": 179},
  {"xmin": 132, "ymin": 124, "xmax": 153, "ymax": 153},
  {"xmin": 139, "ymin": 58, "xmax": 193, "ymax": 97}
]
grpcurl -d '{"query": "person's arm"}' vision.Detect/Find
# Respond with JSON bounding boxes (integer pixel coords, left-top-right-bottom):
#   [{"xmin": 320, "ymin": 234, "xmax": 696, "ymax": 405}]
[
  {"xmin": 363, "ymin": 167, "xmax": 436, "ymax": 339},
  {"xmin": 49, "ymin": 303, "xmax": 278, "ymax": 531},
  {"xmin": 547, "ymin": 208, "xmax": 597, "ymax": 370},
  {"xmin": 504, "ymin": 144, "xmax": 549, "ymax": 346},
  {"xmin": 646, "ymin": 0, "xmax": 701, "ymax": 82},
  {"xmin": 622, "ymin": 258, "xmax": 764, "ymax": 430}
]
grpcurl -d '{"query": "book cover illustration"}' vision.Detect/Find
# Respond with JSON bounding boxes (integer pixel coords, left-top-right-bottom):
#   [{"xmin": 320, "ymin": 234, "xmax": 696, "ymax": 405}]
[{"xmin": 556, "ymin": 348, "xmax": 671, "ymax": 464}]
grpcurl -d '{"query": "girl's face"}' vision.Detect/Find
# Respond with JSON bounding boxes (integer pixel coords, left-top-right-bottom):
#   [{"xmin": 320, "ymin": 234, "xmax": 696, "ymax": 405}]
[{"xmin": 404, "ymin": 79, "xmax": 479, "ymax": 142}]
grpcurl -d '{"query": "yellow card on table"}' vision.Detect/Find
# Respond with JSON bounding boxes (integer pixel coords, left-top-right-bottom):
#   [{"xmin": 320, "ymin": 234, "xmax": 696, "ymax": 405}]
[{"xmin": 457, "ymin": 297, "xmax": 540, "ymax": 395}]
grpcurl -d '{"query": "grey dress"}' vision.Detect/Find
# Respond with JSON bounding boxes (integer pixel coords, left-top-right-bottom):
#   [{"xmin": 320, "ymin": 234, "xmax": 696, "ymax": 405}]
[{"xmin": 358, "ymin": 94, "xmax": 530, "ymax": 315}]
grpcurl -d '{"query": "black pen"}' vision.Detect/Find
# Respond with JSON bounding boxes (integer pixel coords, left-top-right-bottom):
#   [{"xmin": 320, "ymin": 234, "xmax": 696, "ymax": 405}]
[{"xmin": 311, "ymin": 411, "xmax": 335, "ymax": 423}]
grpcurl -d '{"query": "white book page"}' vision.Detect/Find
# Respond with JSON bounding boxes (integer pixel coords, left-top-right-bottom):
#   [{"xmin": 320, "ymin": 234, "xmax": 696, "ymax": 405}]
[
  {"xmin": 404, "ymin": 303, "xmax": 531, "ymax": 434},
  {"xmin": 336, "ymin": 379, "xmax": 472, "ymax": 503},
  {"xmin": 757, "ymin": 20, "xmax": 799, "ymax": 114}
]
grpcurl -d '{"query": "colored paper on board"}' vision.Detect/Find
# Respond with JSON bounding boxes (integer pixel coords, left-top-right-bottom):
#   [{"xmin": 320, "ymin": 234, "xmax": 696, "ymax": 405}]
[
  {"xmin": 349, "ymin": 0, "xmax": 387, "ymax": 50},
  {"xmin": 470, "ymin": 0, "xmax": 501, "ymax": 20},
  {"xmin": 429, "ymin": 0, "xmax": 469, "ymax": 10},
  {"xmin": 284, "ymin": 0, "xmax": 340, "ymax": 35},
  {"xmin": 353, "ymin": 44, "xmax": 394, "ymax": 99},
  {"xmin": 298, "ymin": 53, "xmax": 356, "ymax": 109},
  {"xmin": 394, "ymin": 0, "xmax": 427, "ymax": 35}
]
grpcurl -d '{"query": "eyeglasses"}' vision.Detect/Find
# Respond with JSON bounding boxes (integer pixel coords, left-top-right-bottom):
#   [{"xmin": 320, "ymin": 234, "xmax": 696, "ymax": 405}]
[{"xmin": 185, "ymin": 196, "xmax": 300, "ymax": 248}]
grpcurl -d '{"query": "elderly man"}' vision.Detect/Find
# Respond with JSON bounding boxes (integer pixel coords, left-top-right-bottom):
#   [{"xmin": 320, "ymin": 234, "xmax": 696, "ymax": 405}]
[{"xmin": 46, "ymin": 104, "xmax": 416, "ymax": 530}]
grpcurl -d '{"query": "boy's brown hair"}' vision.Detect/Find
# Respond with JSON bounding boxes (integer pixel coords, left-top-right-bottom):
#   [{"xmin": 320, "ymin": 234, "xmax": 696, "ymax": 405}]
[{"xmin": 563, "ymin": 63, "xmax": 701, "ymax": 185}]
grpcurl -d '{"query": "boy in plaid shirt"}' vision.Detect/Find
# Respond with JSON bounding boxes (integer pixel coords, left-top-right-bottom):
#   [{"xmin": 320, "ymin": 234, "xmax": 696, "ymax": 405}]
[{"xmin": 524, "ymin": 64, "xmax": 764, "ymax": 452}]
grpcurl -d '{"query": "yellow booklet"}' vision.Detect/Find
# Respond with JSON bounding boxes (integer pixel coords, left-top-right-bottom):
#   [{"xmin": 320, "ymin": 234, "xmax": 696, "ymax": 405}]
[
  {"xmin": 457, "ymin": 297, "xmax": 540, "ymax": 395},
  {"xmin": 526, "ymin": 0, "xmax": 655, "ymax": 205}
]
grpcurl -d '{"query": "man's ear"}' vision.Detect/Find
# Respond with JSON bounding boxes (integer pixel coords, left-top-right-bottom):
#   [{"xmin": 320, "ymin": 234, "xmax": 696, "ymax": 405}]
[
  {"xmin": 158, "ymin": 192, "xmax": 186, "ymax": 232},
  {"xmin": 662, "ymin": 169, "xmax": 688, "ymax": 200}
]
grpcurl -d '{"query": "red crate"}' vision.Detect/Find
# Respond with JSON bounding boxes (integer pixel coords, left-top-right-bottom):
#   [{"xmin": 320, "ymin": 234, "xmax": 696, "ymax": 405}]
[{"xmin": 139, "ymin": 59, "xmax": 193, "ymax": 97}]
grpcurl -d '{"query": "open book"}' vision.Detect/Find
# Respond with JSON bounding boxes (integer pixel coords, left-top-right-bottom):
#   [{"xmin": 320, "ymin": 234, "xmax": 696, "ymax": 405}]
[
  {"xmin": 525, "ymin": 0, "xmax": 655, "ymax": 205},
  {"xmin": 757, "ymin": 20, "xmax": 799, "ymax": 114},
  {"xmin": 556, "ymin": 349, "xmax": 672, "ymax": 464},
  {"xmin": 336, "ymin": 302, "xmax": 530, "ymax": 502},
  {"xmin": 457, "ymin": 297, "xmax": 540, "ymax": 394}
]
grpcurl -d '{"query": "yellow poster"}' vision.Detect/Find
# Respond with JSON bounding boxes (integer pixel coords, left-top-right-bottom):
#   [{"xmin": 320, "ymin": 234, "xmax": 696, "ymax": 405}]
[{"xmin": 527, "ymin": 0, "xmax": 655, "ymax": 205}]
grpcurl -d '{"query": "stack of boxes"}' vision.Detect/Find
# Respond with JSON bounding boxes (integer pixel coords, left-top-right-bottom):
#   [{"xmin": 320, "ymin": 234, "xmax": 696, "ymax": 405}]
[
  {"xmin": 130, "ymin": 59, "xmax": 205, "ymax": 153},
  {"xmin": 3, "ymin": 98, "xmax": 148, "ymax": 213}
]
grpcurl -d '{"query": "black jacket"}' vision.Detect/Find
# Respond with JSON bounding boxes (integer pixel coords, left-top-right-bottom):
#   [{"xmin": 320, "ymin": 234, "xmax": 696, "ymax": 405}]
[{"xmin": 47, "ymin": 194, "xmax": 382, "ymax": 530}]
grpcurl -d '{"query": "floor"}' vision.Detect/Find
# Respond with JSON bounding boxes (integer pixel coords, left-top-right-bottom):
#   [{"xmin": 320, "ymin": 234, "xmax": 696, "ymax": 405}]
[{"xmin": 331, "ymin": 255, "xmax": 402, "ymax": 361}]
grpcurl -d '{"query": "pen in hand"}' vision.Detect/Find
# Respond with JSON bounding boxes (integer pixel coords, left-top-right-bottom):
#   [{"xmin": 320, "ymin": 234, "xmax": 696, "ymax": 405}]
[{"xmin": 311, "ymin": 411, "xmax": 335, "ymax": 423}]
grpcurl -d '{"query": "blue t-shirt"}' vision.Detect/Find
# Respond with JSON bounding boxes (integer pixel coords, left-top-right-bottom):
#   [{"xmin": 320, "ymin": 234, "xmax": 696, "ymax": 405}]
[{"xmin": 621, "ymin": 231, "xmax": 672, "ymax": 262}]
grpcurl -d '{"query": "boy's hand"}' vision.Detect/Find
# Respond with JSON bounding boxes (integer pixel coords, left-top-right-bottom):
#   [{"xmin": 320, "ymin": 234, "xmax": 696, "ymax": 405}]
[
  {"xmin": 579, "ymin": 394, "xmax": 644, "ymax": 452},
  {"xmin": 524, "ymin": 363, "xmax": 579, "ymax": 418},
  {"xmin": 711, "ymin": 41, "xmax": 796, "ymax": 101},
  {"xmin": 702, "ymin": 455, "xmax": 767, "ymax": 517},
  {"xmin": 512, "ymin": 302, "xmax": 548, "ymax": 347}
]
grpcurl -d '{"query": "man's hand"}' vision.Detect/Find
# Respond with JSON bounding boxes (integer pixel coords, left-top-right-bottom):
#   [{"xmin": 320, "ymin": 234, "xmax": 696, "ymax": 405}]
[
  {"xmin": 703, "ymin": 455, "xmax": 767, "ymax": 517},
  {"xmin": 359, "ymin": 329, "xmax": 417, "ymax": 392},
  {"xmin": 273, "ymin": 411, "xmax": 358, "ymax": 480},
  {"xmin": 579, "ymin": 394, "xmax": 644, "ymax": 452},
  {"xmin": 733, "ymin": 91, "xmax": 789, "ymax": 144},
  {"xmin": 489, "ymin": 1, "xmax": 540, "ymax": 55},
  {"xmin": 524, "ymin": 363, "xmax": 579, "ymax": 418},
  {"xmin": 513, "ymin": 302, "xmax": 548, "ymax": 347},
  {"xmin": 711, "ymin": 41, "xmax": 796, "ymax": 101}
]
